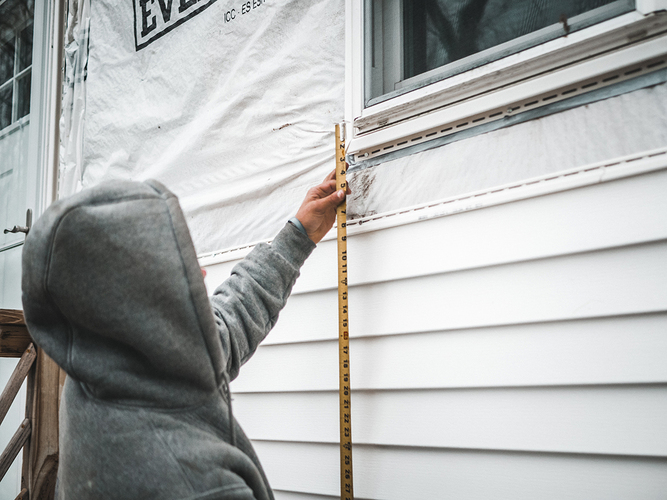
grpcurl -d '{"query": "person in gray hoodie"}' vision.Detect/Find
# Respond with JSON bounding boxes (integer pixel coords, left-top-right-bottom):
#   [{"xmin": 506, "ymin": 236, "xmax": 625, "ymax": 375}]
[{"xmin": 21, "ymin": 173, "xmax": 348, "ymax": 499}]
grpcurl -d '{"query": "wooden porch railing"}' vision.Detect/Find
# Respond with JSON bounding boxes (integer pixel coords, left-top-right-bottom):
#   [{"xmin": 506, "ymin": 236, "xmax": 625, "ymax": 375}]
[{"xmin": 0, "ymin": 309, "xmax": 60, "ymax": 500}]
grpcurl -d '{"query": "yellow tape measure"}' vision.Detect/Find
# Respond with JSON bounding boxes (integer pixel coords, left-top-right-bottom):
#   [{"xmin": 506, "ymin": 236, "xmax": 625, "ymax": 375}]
[{"xmin": 335, "ymin": 123, "xmax": 353, "ymax": 500}]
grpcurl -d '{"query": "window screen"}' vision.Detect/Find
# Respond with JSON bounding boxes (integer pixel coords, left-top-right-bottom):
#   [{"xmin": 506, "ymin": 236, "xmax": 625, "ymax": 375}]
[{"xmin": 366, "ymin": 0, "xmax": 635, "ymax": 104}]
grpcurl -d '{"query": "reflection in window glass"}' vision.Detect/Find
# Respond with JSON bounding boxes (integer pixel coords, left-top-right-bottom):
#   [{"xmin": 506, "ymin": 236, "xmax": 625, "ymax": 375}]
[
  {"xmin": 0, "ymin": 86, "xmax": 12, "ymax": 129},
  {"xmin": 404, "ymin": 0, "xmax": 621, "ymax": 79},
  {"xmin": 18, "ymin": 22, "xmax": 32, "ymax": 72},
  {"xmin": 0, "ymin": 0, "xmax": 34, "ymax": 130},
  {"xmin": 367, "ymin": 0, "xmax": 635, "ymax": 103},
  {"xmin": 17, "ymin": 70, "xmax": 30, "ymax": 119},
  {"xmin": 0, "ymin": 42, "xmax": 14, "ymax": 86}
]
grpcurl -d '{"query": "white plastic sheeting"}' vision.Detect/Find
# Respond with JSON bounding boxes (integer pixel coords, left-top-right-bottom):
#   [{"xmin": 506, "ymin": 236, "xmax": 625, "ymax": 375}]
[
  {"xmin": 60, "ymin": 0, "xmax": 90, "ymax": 197},
  {"xmin": 60, "ymin": 0, "xmax": 344, "ymax": 254}
]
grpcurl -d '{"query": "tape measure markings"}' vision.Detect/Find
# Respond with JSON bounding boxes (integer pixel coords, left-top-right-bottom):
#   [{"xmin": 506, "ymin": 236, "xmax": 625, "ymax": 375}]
[{"xmin": 335, "ymin": 123, "xmax": 353, "ymax": 500}]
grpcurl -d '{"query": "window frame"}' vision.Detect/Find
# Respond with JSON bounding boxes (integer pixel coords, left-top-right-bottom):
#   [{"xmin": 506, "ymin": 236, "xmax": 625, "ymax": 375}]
[
  {"xmin": 0, "ymin": 0, "xmax": 64, "ymax": 258},
  {"xmin": 345, "ymin": 0, "xmax": 667, "ymax": 161},
  {"xmin": 366, "ymin": 0, "xmax": 636, "ymax": 106},
  {"xmin": 0, "ymin": 17, "xmax": 33, "ymax": 132}
]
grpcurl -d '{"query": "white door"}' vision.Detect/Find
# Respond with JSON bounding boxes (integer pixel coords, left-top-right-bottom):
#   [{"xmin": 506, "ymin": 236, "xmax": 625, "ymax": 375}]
[
  {"xmin": 0, "ymin": 0, "xmax": 61, "ymax": 496},
  {"xmin": 0, "ymin": 0, "xmax": 35, "ymax": 310},
  {"xmin": 0, "ymin": 0, "xmax": 59, "ymax": 309}
]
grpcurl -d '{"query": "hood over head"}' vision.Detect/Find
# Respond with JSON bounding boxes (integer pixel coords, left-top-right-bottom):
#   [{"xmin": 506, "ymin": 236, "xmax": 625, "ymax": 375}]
[{"xmin": 22, "ymin": 180, "xmax": 225, "ymax": 408}]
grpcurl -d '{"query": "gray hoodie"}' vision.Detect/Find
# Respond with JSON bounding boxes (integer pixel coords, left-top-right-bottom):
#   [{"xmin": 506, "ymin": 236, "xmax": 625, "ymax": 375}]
[{"xmin": 21, "ymin": 180, "xmax": 315, "ymax": 499}]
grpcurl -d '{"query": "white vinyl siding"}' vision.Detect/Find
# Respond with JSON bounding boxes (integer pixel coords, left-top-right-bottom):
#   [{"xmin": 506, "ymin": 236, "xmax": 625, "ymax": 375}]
[
  {"xmin": 258, "ymin": 440, "xmax": 667, "ymax": 499},
  {"xmin": 200, "ymin": 158, "xmax": 667, "ymax": 499}
]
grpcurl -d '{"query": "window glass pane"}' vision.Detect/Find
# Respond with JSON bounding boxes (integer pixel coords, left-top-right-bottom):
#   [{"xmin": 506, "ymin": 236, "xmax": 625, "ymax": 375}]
[
  {"xmin": 17, "ymin": 21, "xmax": 32, "ymax": 72},
  {"xmin": 0, "ymin": 85, "xmax": 12, "ymax": 129},
  {"xmin": 0, "ymin": 41, "xmax": 15, "ymax": 86},
  {"xmin": 17, "ymin": 69, "xmax": 30, "ymax": 119},
  {"xmin": 367, "ymin": 0, "xmax": 635, "ymax": 103},
  {"xmin": 0, "ymin": 0, "xmax": 35, "ymax": 26},
  {"xmin": 405, "ymin": 0, "xmax": 620, "ymax": 79}
]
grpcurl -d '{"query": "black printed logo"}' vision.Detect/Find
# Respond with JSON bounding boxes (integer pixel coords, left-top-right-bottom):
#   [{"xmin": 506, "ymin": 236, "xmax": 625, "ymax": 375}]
[{"xmin": 133, "ymin": 0, "xmax": 218, "ymax": 51}]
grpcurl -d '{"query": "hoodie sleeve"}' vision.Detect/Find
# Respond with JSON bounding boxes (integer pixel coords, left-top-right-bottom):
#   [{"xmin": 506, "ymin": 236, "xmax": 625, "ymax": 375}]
[{"xmin": 209, "ymin": 222, "xmax": 316, "ymax": 381}]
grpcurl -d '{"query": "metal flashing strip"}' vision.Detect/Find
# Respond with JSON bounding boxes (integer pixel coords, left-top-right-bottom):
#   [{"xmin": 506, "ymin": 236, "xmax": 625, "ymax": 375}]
[
  {"xmin": 348, "ymin": 63, "xmax": 667, "ymax": 172},
  {"xmin": 345, "ymin": 147, "xmax": 667, "ymax": 234}
]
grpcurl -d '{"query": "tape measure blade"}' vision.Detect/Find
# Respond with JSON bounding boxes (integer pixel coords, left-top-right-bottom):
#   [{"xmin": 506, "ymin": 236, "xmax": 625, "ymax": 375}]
[{"xmin": 335, "ymin": 123, "xmax": 353, "ymax": 500}]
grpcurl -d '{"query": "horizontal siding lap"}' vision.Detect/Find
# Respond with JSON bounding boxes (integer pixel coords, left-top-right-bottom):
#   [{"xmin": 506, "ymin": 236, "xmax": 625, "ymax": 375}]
[
  {"xmin": 272, "ymin": 491, "xmax": 350, "ymax": 500},
  {"xmin": 267, "ymin": 240, "xmax": 667, "ymax": 344},
  {"xmin": 255, "ymin": 441, "xmax": 667, "ymax": 500},
  {"xmin": 272, "ymin": 490, "xmax": 374, "ymax": 500},
  {"xmin": 231, "ymin": 313, "xmax": 667, "ymax": 392},
  {"xmin": 234, "ymin": 385, "xmax": 667, "ymax": 456}
]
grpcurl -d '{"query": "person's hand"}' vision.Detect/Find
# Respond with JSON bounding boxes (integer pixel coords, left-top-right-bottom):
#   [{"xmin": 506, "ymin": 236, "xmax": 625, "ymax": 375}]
[{"xmin": 295, "ymin": 169, "xmax": 352, "ymax": 244}]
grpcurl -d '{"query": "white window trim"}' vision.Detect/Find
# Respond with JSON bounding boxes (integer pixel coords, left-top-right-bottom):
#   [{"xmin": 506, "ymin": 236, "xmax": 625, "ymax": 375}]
[
  {"xmin": 27, "ymin": 0, "xmax": 65, "ymax": 213},
  {"xmin": 345, "ymin": 2, "xmax": 667, "ymax": 160}
]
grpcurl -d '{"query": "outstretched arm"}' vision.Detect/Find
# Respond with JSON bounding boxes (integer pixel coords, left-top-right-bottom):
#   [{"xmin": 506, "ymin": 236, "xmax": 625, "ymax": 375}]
[
  {"xmin": 209, "ymin": 171, "xmax": 349, "ymax": 379},
  {"xmin": 295, "ymin": 168, "xmax": 351, "ymax": 244}
]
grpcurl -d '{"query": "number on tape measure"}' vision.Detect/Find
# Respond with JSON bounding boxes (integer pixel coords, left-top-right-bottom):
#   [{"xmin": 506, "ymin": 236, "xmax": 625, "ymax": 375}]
[{"xmin": 335, "ymin": 123, "xmax": 354, "ymax": 500}]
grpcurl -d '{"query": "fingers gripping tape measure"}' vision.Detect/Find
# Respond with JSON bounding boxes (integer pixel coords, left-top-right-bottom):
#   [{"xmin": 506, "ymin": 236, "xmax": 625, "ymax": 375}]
[{"xmin": 335, "ymin": 123, "xmax": 354, "ymax": 500}]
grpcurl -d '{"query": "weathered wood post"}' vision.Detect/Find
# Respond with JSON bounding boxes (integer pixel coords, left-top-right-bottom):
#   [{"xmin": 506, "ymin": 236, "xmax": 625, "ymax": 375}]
[
  {"xmin": 26, "ymin": 350, "xmax": 61, "ymax": 500},
  {"xmin": 0, "ymin": 310, "xmax": 61, "ymax": 500}
]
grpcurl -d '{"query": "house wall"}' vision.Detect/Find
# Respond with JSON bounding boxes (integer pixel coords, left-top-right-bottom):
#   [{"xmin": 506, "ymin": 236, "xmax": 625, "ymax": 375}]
[
  {"xmin": 204, "ymin": 121, "xmax": 667, "ymax": 498},
  {"xmin": 42, "ymin": 0, "xmax": 667, "ymax": 496}
]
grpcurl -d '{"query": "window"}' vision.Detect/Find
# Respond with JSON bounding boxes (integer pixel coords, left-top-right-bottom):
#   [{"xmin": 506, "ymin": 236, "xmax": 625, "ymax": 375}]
[
  {"xmin": 367, "ymin": 0, "xmax": 634, "ymax": 103},
  {"xmin": 0, "ymin": 0, "xmax": 34, "ymax": 131},
  {"xmin": 347, "ymin": 1, "xmax": 667, "ymax": 162}
]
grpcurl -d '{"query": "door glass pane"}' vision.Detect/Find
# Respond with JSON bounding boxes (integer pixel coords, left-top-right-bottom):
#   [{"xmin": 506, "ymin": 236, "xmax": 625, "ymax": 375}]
[
  {"xmin": 18, "ymin": 21, "xmax": 33, "ymax": 72},
  {"xmin": 0, "ymin": 41, "xmax": 14, "ymax": 86},
  {"xmin": 0, "ymin": 86, "xmax": 12, "ymax": 129},
  {"xmin": 367, "ymin": 0, "xmax": 635, "ymax": 103},
  {"xmin": 17, "ymin": 70, "xmax": 30, "ymax": 119}
]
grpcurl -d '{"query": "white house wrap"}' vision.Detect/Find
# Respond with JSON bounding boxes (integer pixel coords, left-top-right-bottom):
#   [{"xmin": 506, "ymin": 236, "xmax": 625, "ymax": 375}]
[{"xmin": 61, "ymin": 0, "xmax": 344, "ymax": 253}]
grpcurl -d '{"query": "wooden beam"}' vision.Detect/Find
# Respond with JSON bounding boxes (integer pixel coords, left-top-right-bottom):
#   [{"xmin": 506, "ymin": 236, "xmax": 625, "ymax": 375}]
[
  {"xmin": 27, "ymin": 350, "xmax": 60, "ymax": 500},
  {"xmin": 0, "ymin": 419, "xmax": 31, "ymax": 482},
  {"xmin": 0, "ymin": 344, "xmax": 36, "ymax": 426},
  {"xmin": 13, "ymin": 488, "xmax": 27, "ymax": 500},
  {"xmin": 0, "ymin": 326, "xmax": 32, "ymax": 359},
  {"xmin": 21, "ymin": 360, "xmax": 34, "ymax": 499},
  {"xmin": 0, "ymin": 310, "xmax": 26, "ymax": 325},
  {"xmin": 0, "ymin": 310, "xmax": 32, "ymax": 359}
]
